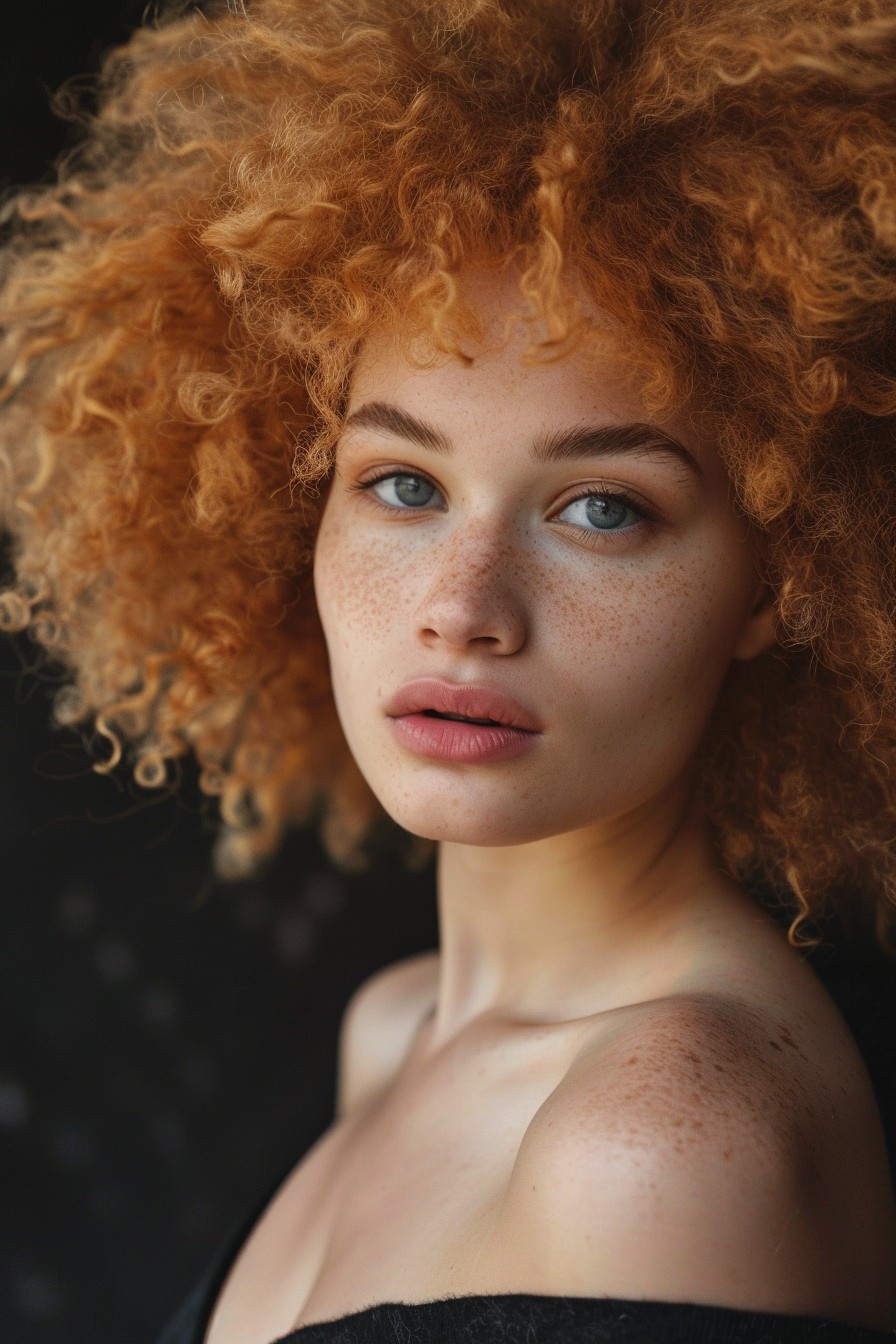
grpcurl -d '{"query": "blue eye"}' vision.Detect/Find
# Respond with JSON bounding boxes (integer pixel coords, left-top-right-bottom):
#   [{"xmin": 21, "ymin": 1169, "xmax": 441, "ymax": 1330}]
[
  {"xmin": 368, "ymin": 473, "xmax": 439, "ymax": 509},
  {"xmin": 558, "ymin": 493, "xmax": 642, "ymax": 532}
]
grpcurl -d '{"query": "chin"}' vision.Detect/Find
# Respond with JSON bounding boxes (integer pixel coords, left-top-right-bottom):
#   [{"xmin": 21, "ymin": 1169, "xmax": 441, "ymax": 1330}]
[
  {"xmin": 371, "ymin": 783, "xmax": 584, "ymax": 849},
  {"xmin": 398, "ymin": 817, "xmax": 551, "ymax": 847},
  {"xmin": 398, "ymin": 816, "xmax": 533, "ymax": 847}
]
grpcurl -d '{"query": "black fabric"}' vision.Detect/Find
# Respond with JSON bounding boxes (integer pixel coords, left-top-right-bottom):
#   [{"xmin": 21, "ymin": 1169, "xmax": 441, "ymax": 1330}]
[
  {"xmin": 153, "ymin": 1161, "xmax": 896, "ymax": 1344},
  {"xmin": 157, "ymin": 1280, "xmax": 896, "ymax": 1344}
]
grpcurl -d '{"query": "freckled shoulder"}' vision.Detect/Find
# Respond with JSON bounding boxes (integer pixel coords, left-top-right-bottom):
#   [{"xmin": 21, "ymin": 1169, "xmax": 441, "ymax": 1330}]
[{"xmin": 493, "ymin": 991, "xmax": 896, "ymax": 1328}]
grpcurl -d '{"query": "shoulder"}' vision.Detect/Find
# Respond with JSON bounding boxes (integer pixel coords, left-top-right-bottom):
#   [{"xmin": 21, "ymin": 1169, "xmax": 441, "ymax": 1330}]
[
  {"xmin": 335, "ymin": 949, "xmax": 438, "ymax": 1119},
  {"xmin": 498, "ymin": 990, "xmax": 896, "ymax": 1329},
  {"xmin": 520, "ymin": 991, "xmax": 819, "ymax": 1183}
]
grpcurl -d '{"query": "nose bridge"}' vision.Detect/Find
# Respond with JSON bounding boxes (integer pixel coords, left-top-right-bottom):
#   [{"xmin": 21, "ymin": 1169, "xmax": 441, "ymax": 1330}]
[
  {"xmin": 440, "ymin": 506, "xmax": 515, "ymax": 579},
  {"xmin": 416, "ymin": 505, "xmax": 528, "ymax": 649}
]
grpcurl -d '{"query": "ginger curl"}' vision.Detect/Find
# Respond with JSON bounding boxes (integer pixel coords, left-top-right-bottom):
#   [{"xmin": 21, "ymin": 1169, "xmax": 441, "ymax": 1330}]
[{"xmin": 1, "ymin": 0, "xmax": 895, "ymax": 951}]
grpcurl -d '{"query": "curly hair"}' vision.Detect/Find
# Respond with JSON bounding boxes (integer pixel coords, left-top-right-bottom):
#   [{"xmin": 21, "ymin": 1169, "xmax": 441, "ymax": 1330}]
[{"xmin": 1, "ymin": 0, "xmax": 895, "ymax": 951}]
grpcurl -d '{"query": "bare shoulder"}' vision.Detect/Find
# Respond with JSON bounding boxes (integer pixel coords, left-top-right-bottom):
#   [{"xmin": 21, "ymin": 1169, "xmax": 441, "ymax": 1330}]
[
  {"xmin": 499, "ymin": 988, "xmax": 896, "ymax": 1329},
  {"xmin": 335, "ymin": 949, "xmax": 438, "ymax": 1118}
]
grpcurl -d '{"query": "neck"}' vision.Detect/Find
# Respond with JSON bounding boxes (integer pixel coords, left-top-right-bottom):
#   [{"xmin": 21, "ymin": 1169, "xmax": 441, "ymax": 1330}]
[{"xmin": 425, "ymin": 777, "xmax": 751, "ymax": 1048}]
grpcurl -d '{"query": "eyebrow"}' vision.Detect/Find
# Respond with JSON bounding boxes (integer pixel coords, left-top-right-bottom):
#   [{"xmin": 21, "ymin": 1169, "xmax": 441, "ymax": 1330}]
[{"xmin": 341, "ymin": 400, "xmax": 703, "ymax": 481}]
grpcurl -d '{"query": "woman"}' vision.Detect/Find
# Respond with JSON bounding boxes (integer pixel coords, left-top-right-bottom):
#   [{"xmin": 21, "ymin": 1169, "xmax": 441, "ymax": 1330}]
[{"xmin": 1, "ymin": 0, "xmax": 895, "ymax": 1339}]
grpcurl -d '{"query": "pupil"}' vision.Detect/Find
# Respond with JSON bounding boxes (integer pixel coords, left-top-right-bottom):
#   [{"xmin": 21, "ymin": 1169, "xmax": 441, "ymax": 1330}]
[
  {"xmin": 395, "ymin": 475, "xmax": 433, "ymax": 506},
  {"xmin": 586, "ymin": 495, "xmax": 628, "ymax": 530}
]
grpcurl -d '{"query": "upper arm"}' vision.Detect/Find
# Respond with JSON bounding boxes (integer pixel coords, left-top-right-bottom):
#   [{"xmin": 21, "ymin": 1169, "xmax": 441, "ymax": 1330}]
[{"xmin": 335, "ymin": 949, "xmax": 438, "ymax": 1120}]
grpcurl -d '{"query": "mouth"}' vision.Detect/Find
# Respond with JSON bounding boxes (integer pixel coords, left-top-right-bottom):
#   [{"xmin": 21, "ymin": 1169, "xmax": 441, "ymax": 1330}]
[
  {"xmin": 385, "ymin": 678, "xmax": 542, "ymax": 733},
  {"xmin": 387, "ymin": 700, "xmax": 541, "ymax": 764}
]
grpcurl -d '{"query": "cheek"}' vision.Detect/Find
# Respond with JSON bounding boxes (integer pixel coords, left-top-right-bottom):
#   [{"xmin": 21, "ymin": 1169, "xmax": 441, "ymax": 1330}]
[
  {"xmin": 544, "ymin": 543, "xmax": 751, "ymax": 738},
  {"xmin": 313, "ymin": 505, "xmax": 403, "ymax": 664}
]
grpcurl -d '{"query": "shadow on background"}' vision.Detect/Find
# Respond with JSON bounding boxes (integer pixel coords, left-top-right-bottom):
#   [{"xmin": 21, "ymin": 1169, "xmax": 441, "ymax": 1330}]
[{"xmin": 1, "ymin": 5, "xmax": 894, "ymax": 1344}]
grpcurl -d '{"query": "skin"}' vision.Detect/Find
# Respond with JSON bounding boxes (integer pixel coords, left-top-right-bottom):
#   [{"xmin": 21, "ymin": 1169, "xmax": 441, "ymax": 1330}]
[
  {"xmin": 314, "ymin": 268, "xmax": 779, "ymax": 1041},
  {"xmin": 203, "ymin": 272, "xmax": 896, "ymax": 1343}
]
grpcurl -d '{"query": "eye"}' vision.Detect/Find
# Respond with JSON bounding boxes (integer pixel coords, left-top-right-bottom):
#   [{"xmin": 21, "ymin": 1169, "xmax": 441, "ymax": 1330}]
[
  {"xmin": 353, "ymin": 471, "xmax": 442, "ymax": 510},
  {"xmin": 556, "ymin": 490, "xmax": 646, "ymax": 533}
]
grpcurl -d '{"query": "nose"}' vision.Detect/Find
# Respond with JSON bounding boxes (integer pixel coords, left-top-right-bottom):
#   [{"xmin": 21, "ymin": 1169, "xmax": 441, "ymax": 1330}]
[{"xmin": 413, "ymin": 519, "xmax": 528, "ymax": 655}]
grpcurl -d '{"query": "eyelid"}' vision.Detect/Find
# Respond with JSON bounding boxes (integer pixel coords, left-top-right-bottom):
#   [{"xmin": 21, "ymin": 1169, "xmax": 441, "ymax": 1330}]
[
  {"xmin": 347, "ymin": 469, "xmax": 427, "ymax": 494},
  {"xmin": 346, "ymin": 464, "xmax": 446, "ymax": 505},
  {"xmin": 554, "ymin": 481, "xmax": 659, "ymax": 523}
]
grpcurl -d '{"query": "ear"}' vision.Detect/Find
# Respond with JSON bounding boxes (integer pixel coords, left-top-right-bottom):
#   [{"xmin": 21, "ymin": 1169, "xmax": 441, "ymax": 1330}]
[{"xmin": 732, "ymin": 581, "xmax": 778, "ymax": 662}]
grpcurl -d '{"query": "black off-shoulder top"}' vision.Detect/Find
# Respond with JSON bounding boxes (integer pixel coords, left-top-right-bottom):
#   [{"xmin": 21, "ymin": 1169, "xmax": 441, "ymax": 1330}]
[{"xmin": 153, "ymin": 1160, "xmax": 896, "ymax": 1344}]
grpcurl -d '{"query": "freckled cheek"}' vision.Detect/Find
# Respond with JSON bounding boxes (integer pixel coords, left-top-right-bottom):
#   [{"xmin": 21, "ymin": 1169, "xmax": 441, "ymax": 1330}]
[
  {"xmin": 538, "ymin": 558, "xmax": 740, "ymax": 729},
  {"xmin": 313, "ymin": 514, "xmax": 408, "ymax": 649}
]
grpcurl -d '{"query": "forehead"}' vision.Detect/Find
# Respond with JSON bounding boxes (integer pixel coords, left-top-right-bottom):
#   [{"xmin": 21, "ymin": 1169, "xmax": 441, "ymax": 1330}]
[
  {"xmin": 349, "ymin": 268, "xmax": 625, "ymax": 396},
  {"xmin": 348, "ymin": 328, "xmax": 637, "ymax": 417},
  {"xmin": 344, "ymin": 304, "xmax": 711, "ymax": 485},
  {"xmin": 345, "ymin": 263, "xmax": 707, "ymax": 443},
  {"xmin": 353, "ymin": 339, "xmax": 626, "ymax": 436}
]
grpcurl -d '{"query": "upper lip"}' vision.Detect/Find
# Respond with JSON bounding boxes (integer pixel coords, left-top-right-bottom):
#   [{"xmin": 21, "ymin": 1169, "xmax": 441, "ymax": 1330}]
[{"xmin": 385, "ymin": 678, "xmax": 542, "ymax": 732}]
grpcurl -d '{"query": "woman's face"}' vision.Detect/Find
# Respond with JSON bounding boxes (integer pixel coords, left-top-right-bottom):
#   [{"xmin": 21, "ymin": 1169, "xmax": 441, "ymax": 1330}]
[{"xmin": 313, "ymin": 277, "xmax": 775, "ymax": 847}]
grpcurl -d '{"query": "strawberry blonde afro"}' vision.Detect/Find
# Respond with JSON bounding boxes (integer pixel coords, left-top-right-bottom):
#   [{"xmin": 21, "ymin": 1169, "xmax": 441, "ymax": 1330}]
[{"xmin": 1, "ymin": 0, "xmax": 895, "ymax": 950}]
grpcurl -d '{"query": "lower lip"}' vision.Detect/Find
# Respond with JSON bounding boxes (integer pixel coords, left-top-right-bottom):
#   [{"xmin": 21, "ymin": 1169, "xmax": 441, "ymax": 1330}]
[{"xmin": 388, "ymin": 714, "xmax": 540, "ymax": 763}]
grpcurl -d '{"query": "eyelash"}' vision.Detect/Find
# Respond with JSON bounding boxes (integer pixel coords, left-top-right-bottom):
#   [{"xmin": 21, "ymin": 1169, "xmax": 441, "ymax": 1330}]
[{"xmin": 347, "ymin": 469, "xmax": 659, "ymax": 543}]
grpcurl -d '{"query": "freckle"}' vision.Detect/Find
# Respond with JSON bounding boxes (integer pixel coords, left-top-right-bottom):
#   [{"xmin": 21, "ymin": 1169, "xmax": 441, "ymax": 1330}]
[{"xmin": 625, "ymin": 1056, "xmax": 639, "ymax": 1066}]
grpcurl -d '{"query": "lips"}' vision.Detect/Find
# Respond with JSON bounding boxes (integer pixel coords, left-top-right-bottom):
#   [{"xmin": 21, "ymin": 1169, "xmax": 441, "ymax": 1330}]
[{"xmin": 384, "ymin": 678, "xmax": 542, "ymax": 732}]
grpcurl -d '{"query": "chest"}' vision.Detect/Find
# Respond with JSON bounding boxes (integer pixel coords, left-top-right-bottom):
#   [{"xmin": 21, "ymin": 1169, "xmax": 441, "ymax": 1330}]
[{"xmin": 203, "ymin": 1026, "xmax": 583, "ymax": 1344}]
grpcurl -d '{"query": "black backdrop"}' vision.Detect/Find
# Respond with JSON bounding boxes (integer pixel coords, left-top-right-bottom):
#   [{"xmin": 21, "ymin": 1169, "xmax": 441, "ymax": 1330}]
[
  {"xmin": 0, "ymin": 11, "xmax": 437, "ymax": 1343},
  {"xmin": 1, "ymin": 7, "xmax": 894, "ymax": 1344}
]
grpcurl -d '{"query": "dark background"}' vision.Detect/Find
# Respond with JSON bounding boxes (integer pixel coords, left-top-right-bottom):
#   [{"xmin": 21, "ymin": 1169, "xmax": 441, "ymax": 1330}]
[
  {"xmin": 0, "ymin": 6, "xmax": 894, "ymax": 1344},
  {"xmin": 0, "ymin": 10, "xmax": 438, "ymax": 1343}
]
